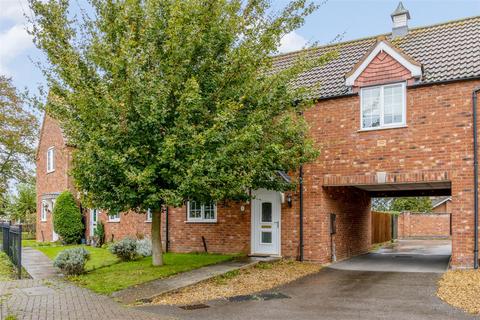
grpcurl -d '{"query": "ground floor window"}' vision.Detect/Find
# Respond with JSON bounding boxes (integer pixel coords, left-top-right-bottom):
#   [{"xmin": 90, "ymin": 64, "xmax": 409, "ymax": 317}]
[
  {"xmin": 108, "ymin": 212, "xmax": 120, "ymax": 222},
  {"xmin": 187, "ymin": 201, "xmax": 217, "ymax": 222}
]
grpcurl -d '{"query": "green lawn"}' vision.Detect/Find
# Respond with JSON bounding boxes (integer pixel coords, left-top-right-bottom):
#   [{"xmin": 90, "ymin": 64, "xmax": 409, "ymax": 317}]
[
  {"xmin": 32, "ymin": 244, "xmax": 235, "ymax": 294},
  {"xmin": 0, "ymin": 252, "xmax": 15, "ymax": 281},
  {"xmin": 35, "ymin": 245, "xmax": 119, "ymax": 271},
  {"xmin": 69, "ymin": 252, "xmax": 235, "ymax": 294}
]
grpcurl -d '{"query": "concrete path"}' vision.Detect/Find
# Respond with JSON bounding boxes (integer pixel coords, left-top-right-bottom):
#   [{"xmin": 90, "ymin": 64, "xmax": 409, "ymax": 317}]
[
  {"xmin": 0, "ymin": 278, "xmax": 170, "ymax": 320},
  {"xmin": 21, "ymin": 247, "xmax": 62, "ymax": 279},
  {"xmin": 113, "ymin": 257, "xmax": 268, "ymax": 304}
]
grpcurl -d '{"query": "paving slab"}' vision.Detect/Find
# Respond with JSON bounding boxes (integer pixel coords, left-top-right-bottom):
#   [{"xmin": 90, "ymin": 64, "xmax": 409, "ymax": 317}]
[
  {"xmin": 113, "ymin": 257, "xmax": 272, "ymax": 304},
  {"xmin": 21, "ymin": 247, "xmax": 62, "ymax": 279},
  {"xmin": 0, "ymin": 278, "xmax": 170, "ymax": 320}
]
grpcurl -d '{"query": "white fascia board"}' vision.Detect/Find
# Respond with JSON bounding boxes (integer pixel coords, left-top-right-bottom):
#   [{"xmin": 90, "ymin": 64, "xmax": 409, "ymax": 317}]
[{"xmin": 345, "ymin": 41, "xmax": 422, "ymax": 86}]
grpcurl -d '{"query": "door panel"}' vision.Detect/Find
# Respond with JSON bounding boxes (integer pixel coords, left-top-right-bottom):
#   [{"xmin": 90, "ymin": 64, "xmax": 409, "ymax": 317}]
[{"xmin": 251, "ymin": 190, "xmax": 281, "ymax": 255}]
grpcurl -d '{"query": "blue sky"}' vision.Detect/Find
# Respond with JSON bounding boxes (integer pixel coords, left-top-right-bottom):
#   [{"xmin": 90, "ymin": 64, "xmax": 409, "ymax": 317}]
[{"xmin": 0, "ymin": 0, "xmax": 478, "ymax": 94}]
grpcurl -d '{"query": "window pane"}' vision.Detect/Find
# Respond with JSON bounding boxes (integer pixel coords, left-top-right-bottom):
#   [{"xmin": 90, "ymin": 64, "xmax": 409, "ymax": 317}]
[
  {"xmin": 189, "ymin": 201, "xmax": 201, "ymax": 219},
  {"xmin": 362, "ymin": 87, "xmax": 381, "ymax": 128},
  {"xmin": 261, "ymin": 231, "xmax": 272, "ymax": 244},
  {"xmin": 262, "ymin": 203, "xmax": 272, "ymax": 222},
  {"xmin": 203, "ymin": 202, "xmax": 215, "ymax": 220},
  {"xmin": 384, "ymin": 85, "xmax": 403, "ymax": 125}
]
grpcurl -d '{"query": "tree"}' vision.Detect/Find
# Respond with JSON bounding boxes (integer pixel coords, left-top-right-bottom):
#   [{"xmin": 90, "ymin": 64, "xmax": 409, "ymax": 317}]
[
  {"xmin": 52, "ymin": 191, "xmax": 84, "ymax": 244},
  {"xmin": 0, "ymin": 76, "xmax": 38, "ymax": 197},
  {"xmin": 9, "ymin": 183, "xmax": 36, "ymax": 224},
  {"xmin": 390, "ymin": 197, "xmax": 432, "ymax": 213},
  {"xmin": 29, "ymin": 0, "xmax": 330, "ymax": 265}
]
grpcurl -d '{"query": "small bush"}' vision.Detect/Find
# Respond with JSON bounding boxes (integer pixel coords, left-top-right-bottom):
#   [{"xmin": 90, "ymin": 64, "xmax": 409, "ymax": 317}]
[
  {"xmin": 52, "ymin": 191, "xmax": 84, "ymax": 244},
  {"xmin": 136, "ymin": 238, "xmax": 152, "ymax": 257},
  {"xmin": 93, "ymin": 221, "xmax": 105, "ymax": 247},
  {"xmin": 53, "ymin": 247, "xmax": 90, "ymax": 275},
  {"xmin": 109, "ymin": 238, "xmax": 138, "ymax": 261}
]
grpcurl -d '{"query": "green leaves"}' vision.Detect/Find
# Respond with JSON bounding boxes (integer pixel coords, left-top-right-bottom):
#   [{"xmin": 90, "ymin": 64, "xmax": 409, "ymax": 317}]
[{"xmin": 29, "ymin": 0, "xmax": 328, "ymax": 212}]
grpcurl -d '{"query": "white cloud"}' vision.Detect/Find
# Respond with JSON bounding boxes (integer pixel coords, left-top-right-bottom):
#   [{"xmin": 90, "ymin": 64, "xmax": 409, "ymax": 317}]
[
  {"xmin": 278, "ymin": 31, "xmax": 308, "ymax": 53},
  {"xmin": 0, "ymin": 0, "xmax": 29, "ymax": 23},
  {"xmin": 0, "ymin": 24, "xmax": 33, "ymax": 75}
]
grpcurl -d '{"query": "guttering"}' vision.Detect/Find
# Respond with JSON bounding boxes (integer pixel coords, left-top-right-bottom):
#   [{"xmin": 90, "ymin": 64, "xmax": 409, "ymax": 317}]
[
  {"xmin": 473, "ymin": 87, "xmax": 480, "ymax": 269},
  {"xmin": 299, "ymin": 165, "xmax": 304, "ymax": 261}
]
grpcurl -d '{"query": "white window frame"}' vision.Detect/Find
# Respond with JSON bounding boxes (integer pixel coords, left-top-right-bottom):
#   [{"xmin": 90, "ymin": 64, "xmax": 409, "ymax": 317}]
[
  {"xmin": 46, "ymin": 147, "xmax": 55, "ymax": 173},
  {"xmin": 108, "ymin": 212, "xmax": 120, "ymax": 222},
  {"xmin": 41, "ymin": 200, "xmax": 48, "ymax": 222},
  {"xmin": 360, "ymin": 82, "xmax": 407, "ymax": 131},
  {"xmin": 187, "ymin": 201, "xmax": 217, "ymax": 223},
  {"xmin": 146, "ymin": 208, "xmax": 152, "ymax": 222}
]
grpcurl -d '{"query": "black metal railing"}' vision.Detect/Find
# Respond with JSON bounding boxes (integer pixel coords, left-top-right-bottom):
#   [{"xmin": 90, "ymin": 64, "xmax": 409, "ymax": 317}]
[{"xmin": 0, "ymin": 222, "xmax": 22, "ymax": 279}]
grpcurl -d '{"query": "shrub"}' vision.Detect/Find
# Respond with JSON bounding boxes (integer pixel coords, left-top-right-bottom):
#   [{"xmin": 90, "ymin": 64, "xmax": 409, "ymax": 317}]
[
  {"xmin": 109, "ymin": 238, "xmax": 138, "ymax": 261},
  {"xmin": 93, "ymin": 221, "xmax": 105, "ymax": 247},
  {"xmin": 53, "ymin": 247, "xmax": 90, "ymax": 275},
  {"xmin": 136, "ymin": 238, "xmax": 152, "ymax": 257},
  {"xmin": 52, "ymin": 191, "xmax": 84, "ymax": 244}
]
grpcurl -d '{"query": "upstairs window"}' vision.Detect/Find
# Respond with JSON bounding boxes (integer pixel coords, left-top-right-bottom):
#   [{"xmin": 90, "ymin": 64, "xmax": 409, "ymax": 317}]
[
  {"xmin": 146, "ymin": 208, "xmax": 152, "ymax": 222},
  {"xmin": 108, "ymin": 212, "xmax": 120, "ymax": 222},
  {"xmin": 187, "ymin": 201, "xmax": 217, "ymax": 223},
  {"xmin": 47, "ymin": 147, "xmax": 55, "ymax": 173},
  {"xmin": 361, "ymin": 82, "xmax": 406, "ymax": 130}
]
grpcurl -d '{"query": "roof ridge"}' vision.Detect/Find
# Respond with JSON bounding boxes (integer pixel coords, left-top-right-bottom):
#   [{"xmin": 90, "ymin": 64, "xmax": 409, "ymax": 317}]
[{"xmin": 274, "ymin": 15, "xmax": 480, "ymax": 60}]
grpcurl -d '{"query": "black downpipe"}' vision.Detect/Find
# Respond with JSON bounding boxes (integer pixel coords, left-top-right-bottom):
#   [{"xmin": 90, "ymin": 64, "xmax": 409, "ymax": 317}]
[
  {"xmin": 299, "ymin": 165, "xmax": 304, "ymax": 261},
  {"xmin": 165, "ymin": 207, "xmax": 169, "ymax": 253},
  {"xmin": 473, "ymin": 87, "xmax": 480, "ymax": 269}
]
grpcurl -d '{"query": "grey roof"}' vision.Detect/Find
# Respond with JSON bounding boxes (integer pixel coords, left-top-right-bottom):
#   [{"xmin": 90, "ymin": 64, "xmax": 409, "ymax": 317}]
[
  {"xmin": 431, "ymin": 196, "xmax": 451, "ymax": 208},
  {"xmin": 273, "ymin": 16, "xmax": 480, "ymax": 100},
  {"xmin": 391, "ymin": 2, "xmax": 410, "ymax": 19}
]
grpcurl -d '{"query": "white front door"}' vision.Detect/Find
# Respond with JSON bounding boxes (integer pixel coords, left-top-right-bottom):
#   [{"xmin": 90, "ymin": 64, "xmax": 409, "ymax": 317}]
[
  {"xmin": 251, "ymin": 189, "xmax": 281, "ymax": 256},
  {"xmin": 90, "ymin": 209, "xmax": 98, "ymax": 237}
]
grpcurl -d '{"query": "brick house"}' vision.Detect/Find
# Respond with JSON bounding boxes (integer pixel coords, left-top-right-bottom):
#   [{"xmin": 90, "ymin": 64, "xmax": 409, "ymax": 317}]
[{"xmin": 36, "ymin": 4, "xmax": 480, "ymax": 268}]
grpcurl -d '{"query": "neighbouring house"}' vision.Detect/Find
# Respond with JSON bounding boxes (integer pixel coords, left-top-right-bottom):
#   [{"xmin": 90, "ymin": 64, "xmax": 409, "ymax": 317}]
[
  {"xmin": 431, "ymin": 196, "xmax": 452, "ymax": 214},
  {"xmin": 36, "ymin": 3, "xmax": 480, "ymax": 268}
]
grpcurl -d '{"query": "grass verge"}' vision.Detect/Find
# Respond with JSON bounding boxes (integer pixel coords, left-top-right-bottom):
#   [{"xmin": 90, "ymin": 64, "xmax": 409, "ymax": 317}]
[
  {"xmin": 153, "ymin": 259, "xmax": 322, "ymax": 305},
  {"xmin": 0, "ymin": 252, "xmax": 15, "ymax": 281}
]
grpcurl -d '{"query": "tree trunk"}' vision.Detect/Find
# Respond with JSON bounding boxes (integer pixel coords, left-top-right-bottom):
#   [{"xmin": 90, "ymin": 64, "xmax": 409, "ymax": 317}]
[{"xmin": 151, "ymin": 209, "xmax": 163, "ymax": 266}]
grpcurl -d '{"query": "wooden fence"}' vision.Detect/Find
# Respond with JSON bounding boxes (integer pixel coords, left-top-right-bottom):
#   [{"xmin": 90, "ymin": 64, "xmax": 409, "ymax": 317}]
[{"xmin": 371, "ymin": 211, "xmax": 395, "ymax": 244}]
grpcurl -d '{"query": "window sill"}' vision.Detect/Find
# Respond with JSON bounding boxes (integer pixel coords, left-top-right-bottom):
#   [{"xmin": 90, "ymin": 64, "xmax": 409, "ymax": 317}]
[
  {"xmin": 41, "ymin": 220, "xmax": 47, "ymax": 223},
  {"xmin": 46, "ymin": 170, "xmax": 55, "ymax": 174},
  {"xmin": 185, "ymin": 221, "xmax": 217, "ymax": 224},
  {"xmin": 108, "ymin": 220, "xmax": 120, "ymax": 223},
  {"xmin": 145, "ymin": 221, "xmax": 152, "ymax": 223},
  {"xmin": 358, "ymin": 125, "xmax": 407, "ymax": 132}
]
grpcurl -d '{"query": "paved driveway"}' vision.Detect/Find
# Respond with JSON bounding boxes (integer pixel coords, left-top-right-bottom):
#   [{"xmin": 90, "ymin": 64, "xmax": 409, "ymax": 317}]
[{"xmin": 139, "ymin": 240, "xmax": 477, "ymax": 320}]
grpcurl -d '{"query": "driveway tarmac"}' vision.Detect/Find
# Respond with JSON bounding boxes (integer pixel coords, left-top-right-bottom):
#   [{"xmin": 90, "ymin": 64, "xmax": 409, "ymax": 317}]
[{"xmin": 139, "ymin": 240, "xmax": 478, "ymax": 320}]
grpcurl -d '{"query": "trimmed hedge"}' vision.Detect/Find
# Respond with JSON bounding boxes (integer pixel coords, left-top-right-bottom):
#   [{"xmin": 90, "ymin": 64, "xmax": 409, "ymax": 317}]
[{"xmin": 52, "ymin": 191, "xmax": 84, "ymax": 244}]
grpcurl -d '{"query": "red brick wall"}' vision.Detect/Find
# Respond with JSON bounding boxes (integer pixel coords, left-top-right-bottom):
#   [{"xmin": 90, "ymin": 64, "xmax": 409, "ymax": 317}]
[
  {"xmin": 36, "ymin": 115, "xmax": 75, "ymax": 242},
  {"xmin": 398, "ymin": 212, "xmax": 451, "ymax": 239},
  {"xmin": 354, "ymin": 51, "xmax": 412, "ymax": 87},
  {"xmin": 304, "ymin": 79, "xmax": 480, "ymax": 268}
]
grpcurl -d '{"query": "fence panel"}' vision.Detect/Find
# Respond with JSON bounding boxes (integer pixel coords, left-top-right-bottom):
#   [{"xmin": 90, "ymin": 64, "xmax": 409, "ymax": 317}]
[
  {"xmin": 10, "ymin": 225, "xmax": 22, "ymax": 279},
  {"xmin": 0, "ymin": 222, "xmax": 22, "ymax": 279},
  {"xmin": 371, "ymin": 211, "xmax": 393, "ymax": 244}
]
